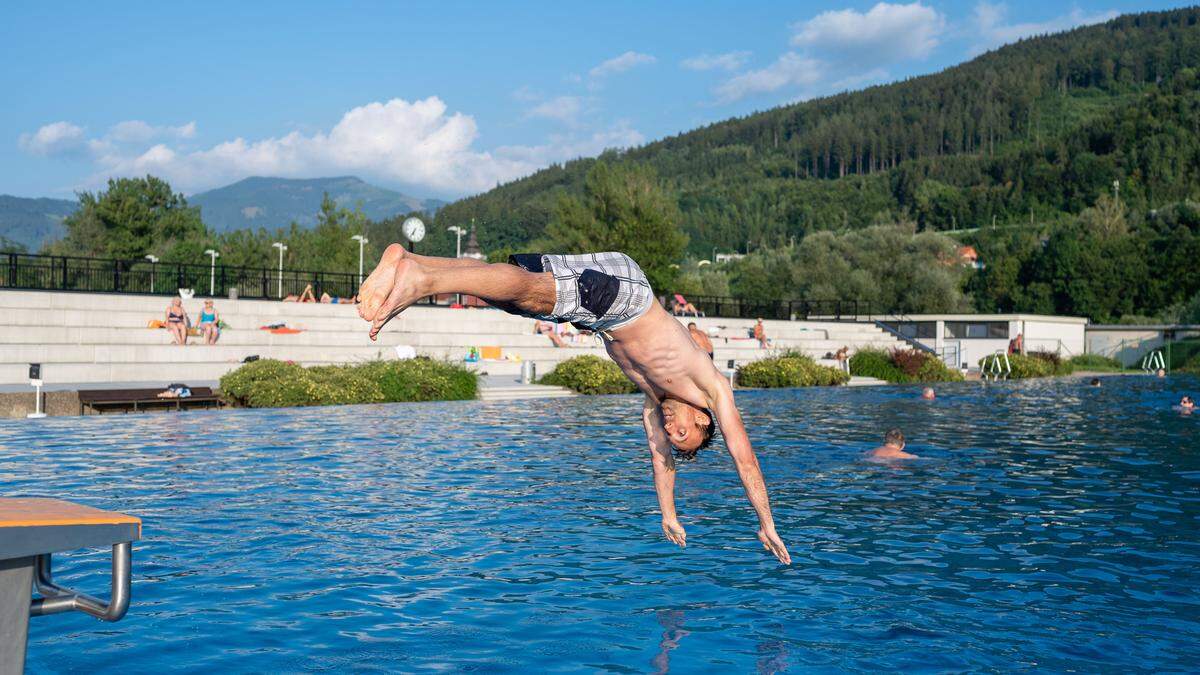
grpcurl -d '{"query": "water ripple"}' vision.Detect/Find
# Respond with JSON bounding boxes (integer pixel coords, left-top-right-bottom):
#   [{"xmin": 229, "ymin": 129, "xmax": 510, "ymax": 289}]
[{"xmin": 4, "ymin": 375, "xmax": 1198, "ymax": 672}]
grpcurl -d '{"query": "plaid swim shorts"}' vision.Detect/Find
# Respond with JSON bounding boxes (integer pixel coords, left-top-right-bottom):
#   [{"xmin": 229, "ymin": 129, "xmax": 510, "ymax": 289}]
[{"xmin": 507, "ymin": 252, "xmax": 655, "ymax": 332}]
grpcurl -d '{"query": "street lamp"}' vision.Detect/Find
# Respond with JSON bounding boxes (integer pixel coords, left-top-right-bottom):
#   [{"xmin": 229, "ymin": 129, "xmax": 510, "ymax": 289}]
[
  {"xmin": 350, "ymin": 234, "xmax": 369, "ymax": 287},
  {"xmin": 447, "ymin": 226, "xmax": 466, "ymax": 258},
  {"xmin": 145, "ymin": 254, "xmax": 159, "ymax": 293},
  {"xmin": 204, "ymin": 249, "xmax": 219, "ymax": 296},
  {"xmin": 272, "ymin": 242, "xmax": 287, "ymax": 299}
]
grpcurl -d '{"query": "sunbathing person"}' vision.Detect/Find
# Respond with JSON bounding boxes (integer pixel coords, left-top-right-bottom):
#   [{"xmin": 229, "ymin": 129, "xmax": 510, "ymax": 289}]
[
  {"xmin": 868, "ymin": 429, "xmax": 918, "ymax": 461},
  {"xmin": 358, "ymin": 245, "xmax": 791, "ymax": 564},
  {"xmin": 537, "ymin": 320, "xmax": 568, "ymax": 348},
  {"xmin": 197, "ymin": 299, "xmax": 220, "ymax": 345},
  {"xmin": 165, "ymin": 298, "xmax": 189, "ymax": 345}
]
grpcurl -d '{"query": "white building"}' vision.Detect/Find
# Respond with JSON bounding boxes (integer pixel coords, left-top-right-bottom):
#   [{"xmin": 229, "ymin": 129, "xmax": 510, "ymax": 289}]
[{"xmin": 881, "ymin": 313, "xmax": 1088, "ymax": 370}]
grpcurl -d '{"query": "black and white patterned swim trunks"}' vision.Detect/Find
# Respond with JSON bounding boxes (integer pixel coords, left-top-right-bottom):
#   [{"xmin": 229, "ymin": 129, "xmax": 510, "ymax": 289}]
[{"xmin": 507, "ymin": 252, "xmax": 655, "ymax": 332}]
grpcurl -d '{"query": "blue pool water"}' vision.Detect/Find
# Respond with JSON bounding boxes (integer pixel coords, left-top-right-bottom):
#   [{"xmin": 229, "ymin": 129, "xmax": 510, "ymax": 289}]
[{"xmin": 6, "ymin": 374, "xmax": 1200, "ymax": 672}]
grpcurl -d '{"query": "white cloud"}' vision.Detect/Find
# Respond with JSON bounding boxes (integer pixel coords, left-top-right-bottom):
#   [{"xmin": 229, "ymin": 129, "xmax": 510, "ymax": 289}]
[
  {"xmin": 526, "ymin": 96, "xmax": 583, "ymax": 125},
  {"xmin": 17, "ymin": 121, "xmax": 87, "ymax": 157},
  {"xmin": 971, "ymin": 2, "xmax": 1118, "ymax": 54},
  {"xmin": 108, "ymin": 120, "xmax": 197, "ymax": 143},
  {"xmin": 714, "ymin": 53, "xmax": 823, "ymax": 103},
  {"xmin": 30, "ymin": 97, "xmax": 641, "ymax": 196},
  {"xmin": 791, "ymin": 2, "xmax": 944, "ymax": 63},
  {"xmin": 681, "ymin": 51, "xmax": 751, "ymax": 72},
  {"xmin": 589, "ymin": 51, "xmax": 656, "ymax": 79}
]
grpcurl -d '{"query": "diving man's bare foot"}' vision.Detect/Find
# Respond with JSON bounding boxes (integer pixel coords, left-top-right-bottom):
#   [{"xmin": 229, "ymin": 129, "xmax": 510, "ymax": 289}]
[
  {"xmin": 358, "ymin": 243, "xmax": 408, "ymax": 324},
  {"xmin": 367, "ymin": 258, "xmax": 429, "ymax": 341}
]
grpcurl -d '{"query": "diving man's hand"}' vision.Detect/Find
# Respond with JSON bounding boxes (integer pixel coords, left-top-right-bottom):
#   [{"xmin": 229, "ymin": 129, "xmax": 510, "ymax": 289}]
[
  {"xmin": 662, "ymin": 519, "xmax": 687, "ymax": 548},
  {"xmin": 757, "ymin": 526, "xmax": 791, "ymax": 565}
]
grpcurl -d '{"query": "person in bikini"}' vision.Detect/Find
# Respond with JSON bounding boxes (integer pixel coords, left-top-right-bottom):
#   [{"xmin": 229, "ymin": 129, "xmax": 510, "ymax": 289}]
[
  {"xmin": 165, "ymin": 297, "xmax": 189, "ymax": 345},
  {"xmin": 357, "ymin": 245, "xmax": 790, "ymax": 564}
]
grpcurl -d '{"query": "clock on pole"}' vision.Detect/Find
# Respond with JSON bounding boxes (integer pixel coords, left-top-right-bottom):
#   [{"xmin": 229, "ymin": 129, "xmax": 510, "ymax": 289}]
[{"xmin": 402, "ymin": 217, "xmax": 426, "ymax": 253}]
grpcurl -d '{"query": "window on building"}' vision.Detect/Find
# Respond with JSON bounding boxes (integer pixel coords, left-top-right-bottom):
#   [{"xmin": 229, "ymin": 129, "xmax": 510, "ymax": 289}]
[{"xmin": 945, "ymin": 321, "xmax": 1009, "ymax": 339}]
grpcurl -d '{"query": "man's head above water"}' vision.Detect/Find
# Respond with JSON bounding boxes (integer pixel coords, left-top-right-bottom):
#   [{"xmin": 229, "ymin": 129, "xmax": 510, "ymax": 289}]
[{"xmin": 659, "ymin": 398, "xmax": 716, "ymax": 458}]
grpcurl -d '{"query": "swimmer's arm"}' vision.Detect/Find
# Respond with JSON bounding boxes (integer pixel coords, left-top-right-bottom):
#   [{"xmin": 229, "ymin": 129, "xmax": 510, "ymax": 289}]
[
  {"xmin": 643, "ymin": 396, "xmax": 686, "ymax": 548},
  {"xmin": 709, "ymin": 380, "xmax": 791, "ymax": 565}
]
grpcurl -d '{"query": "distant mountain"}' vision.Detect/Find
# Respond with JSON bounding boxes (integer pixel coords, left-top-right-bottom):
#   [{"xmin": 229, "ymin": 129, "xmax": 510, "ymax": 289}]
[
  {"xmin": 0, "ymin": 195, "xmax": 77, "ymax": 251},
  {"xmin": 190, "ymin": 176, "xmax": 444, "ymax": 232}
]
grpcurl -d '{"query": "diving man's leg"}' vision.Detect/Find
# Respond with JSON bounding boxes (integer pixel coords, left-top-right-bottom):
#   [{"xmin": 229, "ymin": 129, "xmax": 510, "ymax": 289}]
[{"xmin": 359, "ymin": 245, "xmax": 555, "ymax": 340}]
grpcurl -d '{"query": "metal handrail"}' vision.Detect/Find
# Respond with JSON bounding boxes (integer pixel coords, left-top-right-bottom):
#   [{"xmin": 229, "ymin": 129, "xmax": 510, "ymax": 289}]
[
  {"xmin": 872, "ymin": 317, "xmax": 937, "ymax": 354},
  {"xmin": 29, "ymin": 542, "xmax": 132, "ymax": 622},
  {"xmin": 981, "ymin": 351, "xmax": 1012, "ymax": 381}
]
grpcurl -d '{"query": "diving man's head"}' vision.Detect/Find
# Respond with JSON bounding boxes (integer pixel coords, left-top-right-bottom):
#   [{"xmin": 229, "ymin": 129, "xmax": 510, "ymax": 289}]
[{"xmin": 660, "ymin": 398, "xmax": 716, "ymax": 459}]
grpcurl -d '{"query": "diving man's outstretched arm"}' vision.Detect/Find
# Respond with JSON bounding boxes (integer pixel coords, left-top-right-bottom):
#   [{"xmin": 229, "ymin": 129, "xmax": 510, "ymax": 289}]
[
  {"xmin": 644, "ymin": 396, "xmax": 685, "ymax": 547},
  {"xmin": 708, "ymin": 378, "xmax": 791, "ymax": 565}
]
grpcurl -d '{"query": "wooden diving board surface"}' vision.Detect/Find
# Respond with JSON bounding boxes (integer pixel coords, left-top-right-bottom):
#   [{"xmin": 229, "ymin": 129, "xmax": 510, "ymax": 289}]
[{"xmin": 0, "ymin": 498, "xmax": 141, "ymax": 561}]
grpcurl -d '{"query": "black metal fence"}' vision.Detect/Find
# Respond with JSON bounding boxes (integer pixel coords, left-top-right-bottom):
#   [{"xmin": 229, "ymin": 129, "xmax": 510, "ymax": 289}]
[
  {"xmin": 1, "ymin": 252, "xmax": 363, "ymax": 300},
  {"xmin": 667, "ymin": 294, "xmax": 875, "ymax": 321},
  {"xmin": 1, "ymin": 252, "xmax": 876, "ymax": 320}
]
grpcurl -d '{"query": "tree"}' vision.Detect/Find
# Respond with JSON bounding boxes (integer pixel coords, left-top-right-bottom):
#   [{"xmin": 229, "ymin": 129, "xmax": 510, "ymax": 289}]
[
  {"xmin": 541, "ymin": 161, "xmax": 687, "ymax": 290},
  {"xmin": 46, "ymin": 176, "xmax": 207, "ymax": 261}
]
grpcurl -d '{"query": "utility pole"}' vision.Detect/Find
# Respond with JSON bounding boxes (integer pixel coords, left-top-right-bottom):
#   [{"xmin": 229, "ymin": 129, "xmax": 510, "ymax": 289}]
[
  {"xmin": 204, "ymin": 249, "xmax": 219, "ymax": 296},
  {"xmin": 272, "ymin": 242, "xmax": 287, "ymax": 299},
  {"xmin": 351, "ymin": 234, "xmax": 368, "ymax": 287},
  {"xmin": 145, "ymin": 254, "xmax": 158, "ymax": 293},
  {"xmin": 447, "ymin": 226, "xmax": 466, "ymax": 258}
]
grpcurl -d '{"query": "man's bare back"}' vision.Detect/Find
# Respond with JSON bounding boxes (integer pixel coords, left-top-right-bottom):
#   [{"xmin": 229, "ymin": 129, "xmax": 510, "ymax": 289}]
[{"xmin": 357, "ymin": 245, "xmax": 790, "ymax": 564}]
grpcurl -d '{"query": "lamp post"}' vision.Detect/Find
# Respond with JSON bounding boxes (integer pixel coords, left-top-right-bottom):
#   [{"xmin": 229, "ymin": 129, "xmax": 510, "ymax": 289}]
[
  {"xmin": 272, "ymin": 242, "xmax": 287, "ymax": 299},
  {"xmin": 204, "ymin": 249, "xmax": 219, "ymax": 296},
  {"xmin": 446, "ymin": 226, "xmax": 466, "ymax": 258},
  {"xmin": 145, "ymin": 254, "xmax": 159, "ymax": 293},
  {"xmin": 350, "ymin": 234, "xmax": 369, "ymax": 287}
]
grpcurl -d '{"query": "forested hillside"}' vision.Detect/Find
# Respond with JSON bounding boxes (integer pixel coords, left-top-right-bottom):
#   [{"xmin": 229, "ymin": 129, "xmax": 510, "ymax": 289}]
[{"xmin": 433, "ymin": 7, "xmax": 1200, "ymax": 258}]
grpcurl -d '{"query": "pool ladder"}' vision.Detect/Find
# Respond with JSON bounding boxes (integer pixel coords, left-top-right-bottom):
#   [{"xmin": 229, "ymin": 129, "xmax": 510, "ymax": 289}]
[
  {"xmin": 1141, "ymin": 350, "xmax": 1166, "ymax": 373},
  {"xmin": 981, "ymin": 351, "xmax": 1011, "ymax": 381}
]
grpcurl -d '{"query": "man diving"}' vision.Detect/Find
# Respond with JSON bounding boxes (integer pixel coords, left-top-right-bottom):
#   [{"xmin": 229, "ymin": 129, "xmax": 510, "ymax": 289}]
[{"xmin": 358, "ymin": 246, "xmax": 791, "ymax": 564}]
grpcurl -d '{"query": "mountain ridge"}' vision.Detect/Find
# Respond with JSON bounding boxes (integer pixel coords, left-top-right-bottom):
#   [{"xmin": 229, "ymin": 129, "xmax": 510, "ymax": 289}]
[{"xmin": 0, "ymin": 176, "xmax": 444, "ymax": 250}]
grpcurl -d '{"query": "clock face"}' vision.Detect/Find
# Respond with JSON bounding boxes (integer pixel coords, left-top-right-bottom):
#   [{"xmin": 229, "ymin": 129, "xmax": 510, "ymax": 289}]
[{"xmin": 402, "ymin": 217, "xmax": 426, "ymax": 242}]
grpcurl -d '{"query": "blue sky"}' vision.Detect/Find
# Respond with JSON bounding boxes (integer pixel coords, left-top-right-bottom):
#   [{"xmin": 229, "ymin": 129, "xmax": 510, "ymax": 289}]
[{"xmin": 2, "ymin": 1, "xmax": 1189, "ymax": 200}]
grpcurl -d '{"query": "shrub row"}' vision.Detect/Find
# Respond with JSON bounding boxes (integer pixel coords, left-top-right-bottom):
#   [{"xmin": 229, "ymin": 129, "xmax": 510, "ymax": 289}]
[
  {"xmin": 979, "ymin": 352, "xmax": 1075, "ymax": 378},
  {"xmin": 538, "ymin": 355, "xmax": 638, "ymax": 395},
  {"xmin": 849, "ymin": 348, "xmax": 964, "ymax": 384},
  {"xmin": 219, "ymin": 358, "xmax": 478, "ymax": 408},
  {"xmin": 737, "ymin": 352, "xmax": 850, "ymax": 388},
  {"xmin": 1066, "ymin": 354, "xmax": 1125, "ymax": 372}
]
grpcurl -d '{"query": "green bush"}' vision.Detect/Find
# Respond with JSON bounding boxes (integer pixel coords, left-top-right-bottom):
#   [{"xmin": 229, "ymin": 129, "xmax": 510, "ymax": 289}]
[
  {"xmin": 1028, "ymin": 349, "xmax": 1074, "ymax": 375},
  {"xmin": 849, "ymin": 348, "xmax": 963, "ymax": 383},
  {"xmin": 979, "ymin": 352, "xmax": 1060, "ymax": 378},
  {"xmin": 1067, "ymin": 354, "xmax": 1125, "ymax": 372},
  {"xmin": 737, "ymin": 352, "xmax": 850, "ymax": 388},
  {"xmin": 538, "ymin": 355, "xmax": 638, "ymax": 395},
  {"xmin": 220, "ymin": 358, "xmax": 477, "ymax": 408}
]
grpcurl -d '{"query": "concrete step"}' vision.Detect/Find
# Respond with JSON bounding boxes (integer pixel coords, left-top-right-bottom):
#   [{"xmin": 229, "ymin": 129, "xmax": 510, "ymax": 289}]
[
  {"xmin": 478, "ymin": 385, "xmax": 577, "ymax": 401},
  {"xmin": 846, "ymin": 376, "xmax": 888, "ymax": 386}
]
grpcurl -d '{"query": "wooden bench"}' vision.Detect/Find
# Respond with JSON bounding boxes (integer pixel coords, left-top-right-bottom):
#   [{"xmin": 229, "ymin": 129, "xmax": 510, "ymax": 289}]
[{"xmin": 78, "ymin": 387, "xmax": 223, "ymax": 415}]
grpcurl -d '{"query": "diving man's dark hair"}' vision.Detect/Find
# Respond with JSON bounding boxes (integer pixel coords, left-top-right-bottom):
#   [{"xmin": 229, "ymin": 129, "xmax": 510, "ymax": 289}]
[{"xmin": 672, "ymin": 408, "xmax": 717, "ymax": 461}]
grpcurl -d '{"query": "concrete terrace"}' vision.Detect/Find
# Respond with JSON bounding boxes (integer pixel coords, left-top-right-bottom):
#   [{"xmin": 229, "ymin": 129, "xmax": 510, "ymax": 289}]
[{"xmin": 0, "ymin": 290, "xmax": 909, "ymax": 386}]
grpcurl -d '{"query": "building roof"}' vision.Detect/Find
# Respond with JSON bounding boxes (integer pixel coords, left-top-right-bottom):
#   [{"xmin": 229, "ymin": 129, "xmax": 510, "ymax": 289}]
[{"xmin": 898, "ymin": 313, "xmax": 1089, "ymax": 324}]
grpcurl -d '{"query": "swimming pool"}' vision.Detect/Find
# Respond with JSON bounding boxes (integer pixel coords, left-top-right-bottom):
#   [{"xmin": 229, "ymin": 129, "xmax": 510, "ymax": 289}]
[{"xmin": 6, "ymin": 375, "xmax": 1199, "ymax": 672}]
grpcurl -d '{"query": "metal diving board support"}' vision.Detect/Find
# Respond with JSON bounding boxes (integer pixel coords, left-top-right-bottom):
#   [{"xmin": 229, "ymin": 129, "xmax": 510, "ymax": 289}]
[{"xmin": 0, "ymin": 498, "xmax": 141, "ymax": 674}]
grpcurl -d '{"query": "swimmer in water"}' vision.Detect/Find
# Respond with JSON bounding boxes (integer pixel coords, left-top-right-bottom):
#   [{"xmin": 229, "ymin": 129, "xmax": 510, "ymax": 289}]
[
  {"xmin": 1181, "ymin": 395, "xmax": 1195, "ymax": 411},
  {"xmin": 868, "ymin": 429, "xmax": 918, "ymax": 461},
  {"xmin": 1090, "ymin": 377, "xmax": 1102, "ymax": 387},
  {"xmin": 1157, "ymin": 368, "xmax": 1167, "ymax": 378},
  {"xmin": 921, "ymin": 387, "xmax": 936, "ymax": 400},
  {"xmin": 358, "ymin": 246, "xmax": 791, "ymax": 564}
]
